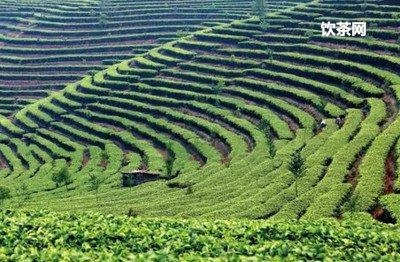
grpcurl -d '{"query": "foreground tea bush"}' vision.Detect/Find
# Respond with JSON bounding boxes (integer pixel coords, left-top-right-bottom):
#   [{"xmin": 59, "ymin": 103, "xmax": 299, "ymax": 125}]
[{"xmin": 0, "ymin": 210, "xmax": 399, "ymax": 261}]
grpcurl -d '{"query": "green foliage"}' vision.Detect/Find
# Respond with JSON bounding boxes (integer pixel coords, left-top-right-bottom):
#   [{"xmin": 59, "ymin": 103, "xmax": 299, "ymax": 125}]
[
  {"xmin": 345, "ymin": 192, "xmax": 359, "ymax": 221},
  {"xmin": 258, "ymin": 119, "xmax": 276, "ymax": 157},
  {"xmin": 211, "ymin": 80, "xmax": 225, "ymax": 95},
  {"xmin": 288, "ymin": 150, "xmax": 305, "ymax": 198},
  {"xmin": 52, "ymin": 165, "xmax": 71, "ymax": 190},
  {"xmin": 176, "ymin": 30, "xmax": 189, "ymax": 38},
  {"xmin": 259, "ymin": 19, "xmax": 269, "ymax": 32},
  {"xmin": 253, "ymin": 0, "xmax": 266, "ymax": 19},
  {"xmin": 392, "ymin": 13, "xmax": 400, "ymax": 19},
  {"xmin": 369, "ymin": 23, "xmax": 378, "ymax": 29},
  {"xmin": 16, "ymin": 183, "xmax": 30, "ymax": 206},
  {"xmin": 165, "ymin": 143, "xmax": 175, "ymax": 178},
  {"xmin": 98, "ymin": 0, "xmax": 109, "ymax": 20},
  {"xmin": 0, "ymin": 186, "xmax": 11, "ymax": 205},
  {"xmin": 88, "ymin": 173, "xmax": 102, "ymax": 195},
  {"xmin": 316, "ymin": 99, "xmax": 328, "ymax": 113},
  {"xmin": 355, "ymin": 117, "xmax": 400, "ymax": 212},
  {"xmin": 1, "ymin": 210, "xmax": 400, "ymax": 260},
  {"xmin": 361, "ymin": 0, "xmax": 367, "ymax": 12},
  {"xmin": 258, "ymin": 118, "xmax": 270, "ymax": 133},
  {"xmin": 304, "ymin": 31, "xmax": 314, "ymax": 38},
  {"xmin": 288, "ymin": 150, "xmax": 305, "ymax": 179},
  {"xmin": 381, "ymin": 194, "xmax": 400, "ymax": 222},
  {"xmin": 126, "ymin": 207, "xmax": 138, "ymax": 217},
  {"xmin": 267, "ymin": 138, "xmax": 276, "ymax": 158},
  {"xmin": 1, "ymin": 0, "xmax": 400, "ymax": 223},
  {"xmin": 266, "ymin": 48, "xmax": 273, "ymax": 61},
  {"xmin": 186, "ymin": 184, "xmax": 194, "ymax": 195}
]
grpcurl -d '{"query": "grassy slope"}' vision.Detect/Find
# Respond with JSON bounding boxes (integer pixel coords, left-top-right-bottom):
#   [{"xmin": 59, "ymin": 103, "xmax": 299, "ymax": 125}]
[
  {"xmin": 1, "ymin": 0, "xmax": 313, "ymax": 216},
  {"xmin": 0, "ymin": 0, "xmax": 399, "ymax": 223}
]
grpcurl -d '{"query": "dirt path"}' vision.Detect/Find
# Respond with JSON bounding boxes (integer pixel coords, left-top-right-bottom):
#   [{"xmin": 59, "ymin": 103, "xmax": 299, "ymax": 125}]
[
  {"xmin": 346, "ymin": 153, "xmax": 364, "ymax": 191},
  {"xmin": 82, "ymin": 150, "xmax": 89, "ymax": 168},
  {"xmin": 384, "ymin": 146, "xmax": 396, "ymax": 195},
  {"xmin": 381, "ymin": 93, "xmax": 398, "ymax": 130}
]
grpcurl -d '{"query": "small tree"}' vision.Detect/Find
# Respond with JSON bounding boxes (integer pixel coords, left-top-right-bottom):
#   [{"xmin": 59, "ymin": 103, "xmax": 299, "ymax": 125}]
[
  {"xmin": 304, "ymin": 31, "xmax": 314, "ymax": 38},
  {"xmin": 230, "ymin": 55, "xmax": 236, "ymax": 63},
  {"xmin": 122, "ymin": 174, "xmax": 136, "ymax": 188},
  {"xmin": 212, "ymin": 80, "xmax": 225, "ymax": 96},
  {"xmin": 165, "ymin": 143, "xmax": 175, "ymax": 178},
  {"xmin": 260, "ymin": 19, "xmax": 269, "ymax": 32},
  {"xmin": 214, "ymin": 98, "xmax": 221, "ymax": 108},
  {"xmin": 99, "ymin": 13, "xmax": 108, "ymax": 27},
  {"xmin": 266, "ymin": 48, "xmax": 273, "ymax": 61},
  {"xmin": 258, "ymin": 119, "xmax": 270, "ymax": 133},
  {"xmin": 253, "ymin": 0, "xmax": 268, "ymax": 35},
  {"xmin": 0, "ymin": 186, "xmax": 11, "ymax": 206},
  {"xmin": 88, "ymin": 173, "xmax": 102, "ymax": 202},
  {"xmin": 317, "ymin": 99, "xmax": 328, "ymax": 112},
  {"xmin": 165, "ymin": 155, "xmax": 174, "ymax": 178},
  {"xmin": 17, "ymin": 183, "xmax": 30, "ymax": 207},
  {"xmin": 258, "ymin": 119, "xmax": 276, "ymax": 158},
  {"xmin": 99, "ymin": 0, "xmax": 109, "ymax": 14},
  {"xmin": 176, "ymin": 30, "xmax": 189, "ymax": 38},
  {"xmin": 253, "ymin": 0, "xmax": 266, "ymax": 19},
  {"xmin": 288, "ymin": 150, "xmax": 305, "ymax": 198},
  {"xmin": 233, "ymin": 107, "xmax": 241, "ymax": 117},
  {"xmin": 267, "ymin": 138, "xmax": 276, "ymax": 158},
  {"xmin": 52, "ymin": 166, "xmax": 71, "ymax": 190}
]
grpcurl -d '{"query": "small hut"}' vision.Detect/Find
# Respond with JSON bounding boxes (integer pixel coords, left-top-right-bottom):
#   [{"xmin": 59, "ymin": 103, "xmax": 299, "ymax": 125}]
[{"xmin": 121, "ymin": 170, "xmax": 161, "ymax": 187}]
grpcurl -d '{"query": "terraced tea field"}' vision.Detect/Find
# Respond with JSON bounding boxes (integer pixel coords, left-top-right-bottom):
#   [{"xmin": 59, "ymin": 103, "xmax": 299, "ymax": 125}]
[
  {"xmin": 0, "ymin": 0, "xmax": 303, "ymax": 116},
  {"xmin": 0, "ymin": 0, "xmax": 400, "ymax": 226}
]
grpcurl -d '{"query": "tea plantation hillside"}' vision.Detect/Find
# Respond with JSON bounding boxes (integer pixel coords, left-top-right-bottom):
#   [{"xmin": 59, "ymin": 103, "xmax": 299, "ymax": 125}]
[
  {"xmin": 0, "ymin": 0, "xmax": 400, "ymax": 225},
  {"xmin": 0, "ymin": 0, "xmax": 305, "ymax": 116}
]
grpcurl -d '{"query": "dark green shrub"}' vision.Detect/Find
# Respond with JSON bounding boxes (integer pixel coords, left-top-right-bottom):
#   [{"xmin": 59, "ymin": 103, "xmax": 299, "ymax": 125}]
[
  {"xmin": 288, "ymin": 150, "xmax": 305, "ymax": 198},
  {"xmin": 0, "ymin": 186, "xmax": 11, "ymax": 206},
  {"xmin": 52, "ymin": 166, "xmax": 71, "ymax": 190}
]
